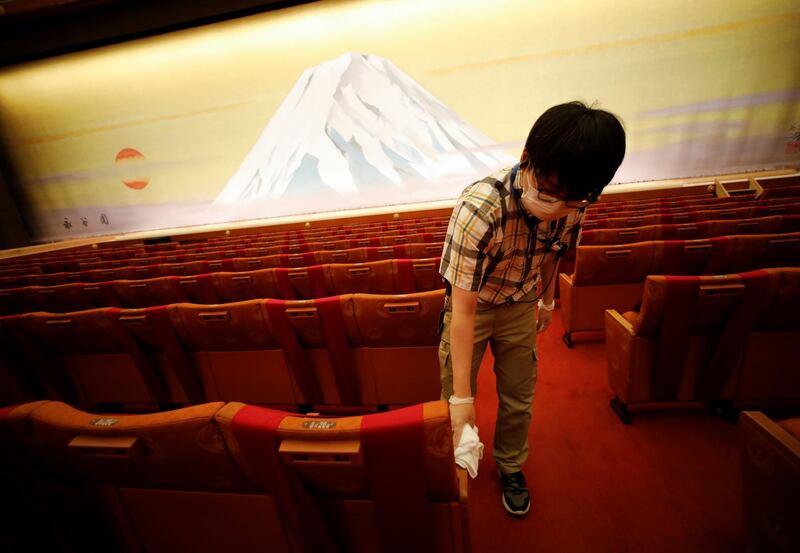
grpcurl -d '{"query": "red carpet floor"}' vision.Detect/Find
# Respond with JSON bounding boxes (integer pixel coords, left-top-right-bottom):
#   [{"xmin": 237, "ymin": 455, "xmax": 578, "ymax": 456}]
[{"xmin": 467, "ymin": 308, "xmax": 747, "ymax": 553}]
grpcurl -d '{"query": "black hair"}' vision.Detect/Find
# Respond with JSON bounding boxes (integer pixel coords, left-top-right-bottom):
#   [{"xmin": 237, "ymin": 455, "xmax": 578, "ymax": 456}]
[{"xmin": 523, "ymin": 101, "xmax": 626, "ymax": 202}]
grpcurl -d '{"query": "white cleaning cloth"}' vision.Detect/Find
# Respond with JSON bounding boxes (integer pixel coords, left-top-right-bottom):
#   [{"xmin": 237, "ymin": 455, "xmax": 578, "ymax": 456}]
[{"xmin": 454, "ymin": 424, "xmax": 484, "ymax": 478}]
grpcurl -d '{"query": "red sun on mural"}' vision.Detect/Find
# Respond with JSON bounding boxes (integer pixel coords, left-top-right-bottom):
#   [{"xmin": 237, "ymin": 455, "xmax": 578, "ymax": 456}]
[{"xmin": 115, "ymin": 148, "xmax": 150, "ymax": 190}]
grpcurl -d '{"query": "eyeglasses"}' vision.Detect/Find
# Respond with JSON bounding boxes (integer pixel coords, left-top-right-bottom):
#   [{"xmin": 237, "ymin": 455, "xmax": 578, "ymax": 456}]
[{"xmin": 534, "ymin": 174, "xmax": 595, "ymax": 209}]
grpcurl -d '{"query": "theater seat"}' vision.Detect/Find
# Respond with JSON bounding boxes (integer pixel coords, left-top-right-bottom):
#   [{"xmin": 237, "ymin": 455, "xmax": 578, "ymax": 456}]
[
  {"xmin": 736, "ymin": 268, "xmax": 800, "ymax": 404},
  {"xmin": 314, "ymin": 247, "xmax": 370, "ymax": 264},
  {"xmin": 740, "ymin": 411, "xmax": 800, "ymax": 553},
  {"xmin": 0, "ymin": 401, "xmax": 290, "ymax": 553},
  {"xmin": 24, "ymin": 308, "xmax": 178, "ymax": 409},
  {"xmin": 707, "ymin": 216, "xmax": 782, "ymax": 237},
  {"xmin": 0, "ymin": 287, "xmax": 32, "ymax": 315},
  {"xmin": 113, "ymin": 276, "xmax": 189, "ymax": 308},
  {"xmin": 167, "ymin": 300, "xmax": 315, "ymax": 408},
  {"xmin": 407, "ymin": 242, "xmax": 445, "ymax": 259},
  {"xmin": 578, "ymin": 226, "xmax": 657, "ymax": 246},
  {"xmin": 395, "ymin": 258, "xmax": 445, "ymax": 293},
  {"xmin": 560, "ymin": 241, "xmax": 659, "ymax": 346},
  {"xmin": 350, "ymin": 290, "xmax": 444, "ymax": 406},
  {"xmin": 215, "ymin": 400, "xmax": 469, "ymax": 553},
  {"xmin": 326, "ymin": 260, "xmax": 397, "ymax": 295},
  {"xmin": 277, "ymin": 295, "xmax": 374, "ymax": 408},
  {"xmin": 723, "ymin": 232, "xmax": 800, "ymax": 273},
  {"xmin": 212, "ymin": 268, "xmax": 290, "ymax": 303},
  {"xmin": 654, "ymin": 222, "xmax": 709, "ymax": 240},
  {"xmin": 21, "ymin": 283, "xmax": 96, "ymax": 313},
  {"xmin": 174, "ymin": 273, "xmax": 220, "ymax": 304},
  {"xmin": 655, "ymin": 236, "xmax": 732, "ymax": 275},
  {"xmin": 605, "ymin": 270, "xmax": 776, "ymax": 422}
]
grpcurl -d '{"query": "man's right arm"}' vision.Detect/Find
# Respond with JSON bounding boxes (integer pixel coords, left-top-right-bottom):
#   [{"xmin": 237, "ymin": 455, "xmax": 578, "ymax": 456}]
[{"xmin": 450, "ymin": 284, "xmax": 479, "ymax": 445}]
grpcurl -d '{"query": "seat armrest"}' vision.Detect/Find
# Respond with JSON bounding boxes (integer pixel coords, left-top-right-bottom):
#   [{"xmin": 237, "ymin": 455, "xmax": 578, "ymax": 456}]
[
  {"xmin": 605, "ymin": 309, "xmax": 635, "ymax": 336},
  {"xmin": 559, "ymin": 272, "xmax": 574, "ymax": 286},
  {"xmin": 741, "ymin": 411, "xmax": 800, "ymax": 458}
]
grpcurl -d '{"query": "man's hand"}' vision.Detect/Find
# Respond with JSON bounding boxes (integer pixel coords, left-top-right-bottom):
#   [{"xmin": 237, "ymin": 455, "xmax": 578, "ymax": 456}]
[
  {"xmin": 450, "ymin": 402, "xmax": 476, "ymax": 447},
  {"xmin": 536, "ymin": 307, "xmax": 553, "ymax": 333}
]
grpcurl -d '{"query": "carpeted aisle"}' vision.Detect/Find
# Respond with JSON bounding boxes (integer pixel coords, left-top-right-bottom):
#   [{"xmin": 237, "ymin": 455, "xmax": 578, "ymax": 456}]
[{"xmin": 467, "ymin": 308, "xmax": 747, "ymax": 553}]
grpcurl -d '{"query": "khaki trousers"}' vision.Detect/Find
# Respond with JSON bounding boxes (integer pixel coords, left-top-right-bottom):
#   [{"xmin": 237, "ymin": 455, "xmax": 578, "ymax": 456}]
[{"xmin": 438, "ymin": 293, "xmax": 538, "ymax": 474}]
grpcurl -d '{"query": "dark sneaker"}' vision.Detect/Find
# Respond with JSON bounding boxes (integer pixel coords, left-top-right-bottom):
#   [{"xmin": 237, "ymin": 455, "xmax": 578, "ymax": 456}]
[{"xmin": 498, "ymin": 469, "xmax": 530, "ymax": 515}]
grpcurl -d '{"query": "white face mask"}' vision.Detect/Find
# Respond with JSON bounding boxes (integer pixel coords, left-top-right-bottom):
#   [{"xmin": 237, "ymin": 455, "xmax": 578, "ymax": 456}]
[{"xmin": 519, "ymin": 170, "xmax": 575, "ymax": 221}]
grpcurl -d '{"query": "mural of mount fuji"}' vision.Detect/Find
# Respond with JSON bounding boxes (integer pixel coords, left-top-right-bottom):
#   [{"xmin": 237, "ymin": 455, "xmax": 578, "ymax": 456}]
[{"xmin": 215, "ymin": 52, "xmax": 514, "ymax": 212}]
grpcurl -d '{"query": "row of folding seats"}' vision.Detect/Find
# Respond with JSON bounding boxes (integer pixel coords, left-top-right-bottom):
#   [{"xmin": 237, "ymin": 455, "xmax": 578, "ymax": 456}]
[
  {"xmin": 559, "ymin": 232, "xmax": 800, "ymax": 344},
  {"xmin": 578, "ymin": 214, "xmax": 800, "ymax": 246},
  {"xmin": 604, "ymin": 268, "xmax": 800, "ymax": 423},
  {"xmin": 589, "ymin": 172, "xmax": 798, "ymax": 211},
  {"xmin": 0, "ymin": 227, "xmax": 448, "ymax": 275},
  {"xmin": 0, "ymin": 242, "xmax": 444, "ymax": 289},
  {"xmin": 588, "ymin": 184, "xmax": 797, "ymax": 214},
  {"xmin": 0, "ymin": 215, "xmax": 450, "ymax": 270},
  {"xmin": 139, "ymin": 225, "xmax": 449, "ymax": 253},
  {"xmin": 761, "ymin": 184, "xmax": 800, "ymax": 199},
  {"xmin": 52, "ymin": 216, "xmax": 447, "ymax": 253},
  {"xmin": 591, "ymin": 191, "xmax": 716, "ymax": 210},
  {"xmin": 0, "ymin": 399, "xmax": 468, "ymax": 552},
  {"xmin": 0, "ymin": 258, "xmax": 445, "ymax": 314},
  {"xmin": 75, "ymin": 232, "xmax": 445, "ymax": 271},
  {"xmin": 584, "ymin": 196, "xmax": 795, "ymax": 220},
  {"xmin": 0, "ymin": 289, "xmax": 446, "ymax": 411},
  {"xmin": 582, "ymin": 201, "xmax": 800, "ymax": 229}
]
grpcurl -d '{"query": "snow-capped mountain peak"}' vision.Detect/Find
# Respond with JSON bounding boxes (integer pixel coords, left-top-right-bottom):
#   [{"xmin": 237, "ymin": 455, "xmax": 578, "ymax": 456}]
[{"xmin": 215, "ymin": 52, "xmax": 513, "ymax": 204}]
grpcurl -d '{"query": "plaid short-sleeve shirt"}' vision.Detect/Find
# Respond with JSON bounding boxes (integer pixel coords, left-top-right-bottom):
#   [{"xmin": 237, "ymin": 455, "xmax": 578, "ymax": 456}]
[{"xmin": 439, "ymin": 166, "xmax": 585, "ymax": 305}]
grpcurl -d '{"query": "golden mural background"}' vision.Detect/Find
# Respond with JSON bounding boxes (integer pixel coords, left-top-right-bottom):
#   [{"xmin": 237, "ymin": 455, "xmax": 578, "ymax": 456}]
[{"xmin": 0, "ymin": 0, "xmax": 798, "ymax": 239}]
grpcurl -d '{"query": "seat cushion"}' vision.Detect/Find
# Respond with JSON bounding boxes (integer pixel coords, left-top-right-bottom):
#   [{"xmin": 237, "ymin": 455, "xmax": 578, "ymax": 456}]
[
  {"xmin": 622, "ymin": 311, "xmax": 639, "ymax": 326},
  {"xmin": 778, "ymin": 417, "xmax": 800, "ymax": 441}
]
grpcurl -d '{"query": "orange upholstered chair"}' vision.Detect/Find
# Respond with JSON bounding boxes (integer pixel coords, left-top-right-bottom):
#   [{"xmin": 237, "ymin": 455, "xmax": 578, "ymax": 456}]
[
  {"xmin": 654, "ymin": 222, "xmax": 709, "ymax": 241},
  {"xmin": 578, "ymin": 226, "xmax": 657, "ymax": 246},
  {"xmin": 350, "ymin": 290, "xmax": 444, "ymax": 406},
  {"xmin": 0, "ymin": 287, "xmax": 32, "ymax": 316},
  {"xmin": 113, "ymin": 276, "xmax": 189, "ymax": 308},
  {"xmin": 559, "ymin": 241, "xmax": 659, "ymax": 347},
  {"xmin": 173, "ymin": 273, "xmax": 220, "ymax": 304},
  {"xmin": 326, "ymin": 260, "xmax": 397, "ymax": 296},
  {"xmin": 230, "ymin": 254, "xmax": 281, "ymax": 271},
  {"xmin": 157, "ymin": 260, "xmax": 207, "ymax": 277},
  {"xmin": 110, "ymin": 306, "xmax": 206, "ymax": 405},
  {"xmin": 398, "ymin": 257, "xmax": 446, "ymax": 293},
  {"xmin": 86, "ymin": 265, "xmax": 137, "ymax": 281},
  {"xmin": 283, "ymin": 266, "xmax": 331, "ymax": 299},
  {"xmin": 314, "ymin": 246, "xmax": 370, "ymax": 264},
  {"xmin": 736, "ymin": 268, "xmax": 800, "ymax": 404},
  {"xmin": 0, "ymin": 401, "xmax": 291, "ymax": 553},
  {"xmin": 654, "ymin": 236, "xmax": 732, "ymax": 276},
  {"xmin": 20, "ymin": 283, "xmax": 99, "ymax": 314},
  {"xmin": 23, "ymin": 308, "xmax": 182, "ymax": 409},
  {"xmin": 707, "ymin": 215, "xmax": 782, "ymax": 237},
  {"xmin": 272, "ymin": 295, "xmax": 374, "ymax": 409},
  {"xmin": 167, "ymin": 300, "xmax": 317, "ymax": 409},
  {"xmin": 212, "ymin": 268, "xmax": 291, "ymax": 302},
  {"xmin": 740, "ymin": 411, "xmax": 800, "ymax": 553},
  {"xmin": 215, "ymin": 400, "xmax": 469, "ymax": 553},
  {"xmin": 407, "ymin": 242, "xmax": 445, "ymax": 259},
  {"xmin": 605, "ymin": 270, "xmax": 776, "ymax": 423},
  {"xmin": 780, "ymin": 214, "xmax": 800, "ymax": 232},
  {"xmin": 723, "ymin": 232, "xmax": 800, "ymax": 273},
  {"xmin": 79, "ymin": 280, "xmax": 122, "ymax": 308}
]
